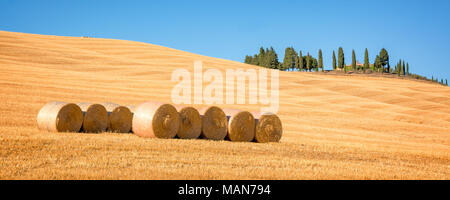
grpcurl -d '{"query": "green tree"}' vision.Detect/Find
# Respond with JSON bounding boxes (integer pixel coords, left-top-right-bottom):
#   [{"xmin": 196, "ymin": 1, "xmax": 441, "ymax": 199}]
[
  {"xmin": 266, "ymin": 47, "xmax": 279, "ymax": 69},
  {"xmin": 332, "ymin": 50, "xmax": 337, "ymax": 70},
  {"xmin": 282, "ymin": 47, "xmax": 297, "ymax": 71},
  {"xmin": 402, "ymin": 60, "xmax": 406, "ymax": 76},
  {"xmin": 364, "ymin": 48, "xmax": 369, "ymax": 71},
  {"xmin": 306, "ymin": 52, "xmax": 311, "ymax": 71},
  {"xmin": 374, "ymin": 55, "xmax": 381, "ymax": 72},
  {"xmin": 397, "ymin": 59, "xmax": 402, "ymax": 75},
  {"xmin": 251, "ymin": 54, "xmax": 258, "ymax": 66},
  {"xmin": 318, "ymin": 49, "xmax": 323, "ymax": 72},
  {"xmin": 407, "ymin": 62, "xmax": 409, "ymax": 75},
  {"xmin": 338, "ymin": 47, "xmax": 345, "ymax": 69},
  {"xmin": 298, "ymin": 50, "xmax": 304, "ymax": 71},
  {"xmin": 352, "ymin": 49, "xmax": 356, "ymax": 71},
  {"xmin": 258, "ymin": 47, "xmax": 266, "ymax": 67},
  {"xmin": 244, "ymin": 55, "xmax": 252, "ymax": 64},
  {"xmin": 379, "ymin": 48, "xmax": 389, "ymax": 72},
  {"xmin": 446, "ymin": 79, "xmax": 448, "ymax": 86}
]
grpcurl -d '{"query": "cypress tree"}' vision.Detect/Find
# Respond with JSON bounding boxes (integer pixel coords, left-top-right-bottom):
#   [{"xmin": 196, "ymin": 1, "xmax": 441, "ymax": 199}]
[
  {"xmin": 402, "ymin": 60, "xmax": 406, "ymax": 76},
  {"xmin": 364, "ymin": 48, "xmax": 369, "ymax": 72},
  {"xmin": 258, "ymin": 47, "xmax": 266, "ymax": 67},
  {"xmin": 267, "ymin": 47, "xmax": 279, "ymax": 69},
  {"xmin": 251, "ymin": 54, "xmax": 259, "ymax": 66},
  {"xmin": 446, "ymin": 79, "xmax": 448, "ymax": 86},
  {"xmin": 282, "ymin": 47, "xmax": 297, "ymax": 71},
  {"xmin": 244, "ymin": 55, "xmax": 251, "ymax": 64},
  {"xmin": 379, "ymin": 48, "xmax": 389, "ymax": 72},
  {"xmin": 338, "ymin": 47, "xmax": 344, "ymax": 70},
  {"xmin": 318, "ymin": 49, "xmax": 323, "ymax": 72},
  {"xmin": 407, "ymin": 62, "xmax": 409, "ymax": 76},
  {"xmin": 298, "ymin": 51, "xmax": 304, "ymax": 71},
  {"xmin": 332, "ymin": 50, "xmax": 337, "ymax": 70},
  {"xmin": 352, "ymin": 49, "xmax": 356, "ymax": 71},
  {"xmin": 306, "ymin": 52, "xmax": 311, "ymax": 71},
  {"xmin": 375, "ymin": 55, "xmax": 381, "ymax": 72}
]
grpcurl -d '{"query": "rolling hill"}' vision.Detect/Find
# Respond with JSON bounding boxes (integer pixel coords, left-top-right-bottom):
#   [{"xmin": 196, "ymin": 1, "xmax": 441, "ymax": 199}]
[{"xmin": 0, "ymin": 30, "xmax": 449, "ymax": 179}]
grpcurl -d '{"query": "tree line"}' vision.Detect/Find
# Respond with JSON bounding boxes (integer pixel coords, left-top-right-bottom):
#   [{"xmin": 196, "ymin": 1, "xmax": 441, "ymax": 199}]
[{"xmin": 244, "ymin": 47, "xmax": 448, "ymax": 86}]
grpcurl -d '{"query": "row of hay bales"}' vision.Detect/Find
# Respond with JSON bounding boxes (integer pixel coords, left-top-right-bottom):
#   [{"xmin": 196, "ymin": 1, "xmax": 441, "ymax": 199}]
[{"xmin": 36, "ymin": 101, "xmax": 282, "ymax": 143}]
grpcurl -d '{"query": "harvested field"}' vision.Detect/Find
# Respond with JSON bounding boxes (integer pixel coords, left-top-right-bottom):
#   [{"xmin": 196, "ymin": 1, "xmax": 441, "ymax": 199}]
[{"xmin": 0, "ymin": 30, "xmax": 449, "ymax": 179}]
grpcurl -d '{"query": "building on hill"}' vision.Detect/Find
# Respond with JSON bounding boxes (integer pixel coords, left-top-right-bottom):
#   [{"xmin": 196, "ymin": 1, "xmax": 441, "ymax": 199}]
[{"xmin": 346, "ymin": 61, "xmax": 364, "ymax": 68}]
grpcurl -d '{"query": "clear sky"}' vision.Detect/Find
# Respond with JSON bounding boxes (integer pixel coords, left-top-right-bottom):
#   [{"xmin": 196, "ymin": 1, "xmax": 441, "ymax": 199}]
[{"xmin": 1, "ymin": 0, "xmax": 449, "ymax": 81}]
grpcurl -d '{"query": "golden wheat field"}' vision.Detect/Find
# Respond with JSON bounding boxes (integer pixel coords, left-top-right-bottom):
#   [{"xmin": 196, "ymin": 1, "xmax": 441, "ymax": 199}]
[{"xmin": 0, "ymin": 30, "xmax": 449, "ymax": 180}]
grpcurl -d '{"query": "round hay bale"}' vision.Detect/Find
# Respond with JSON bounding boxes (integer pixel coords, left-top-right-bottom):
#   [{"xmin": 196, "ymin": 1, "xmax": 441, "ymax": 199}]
[
  {"xmin": 132, "ymin": 102, "xmax": 180, "ymax": 138},
  {"xmin": 199, "ymin": 106, "xmax": 227, "ymax": 140},
  {"xmin": 254, "ymin": 112, "xmax": 283, "ymax": 143},
  {"xmin": 224, "ymin": 109, "xmax": 255, "ymax": 142},
  {"xmin": 175, "ymin": 106, "xmax": 202, "ymax": 139},
  {"xmin": 36, "ymin": 101, "xmax": 83, "ymax": 132},
  {"xmin": 77, "ymin": 103, "xmax": 108, "ymax": 133},
  {"xmin": 101, "ymin": 102, "xmax": 133, "ymax": 133}
]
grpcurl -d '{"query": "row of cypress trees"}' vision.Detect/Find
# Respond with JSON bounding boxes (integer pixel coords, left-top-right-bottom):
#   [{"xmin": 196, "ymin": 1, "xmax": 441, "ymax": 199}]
[
  {"xmin": 244, "ymin": 47, "xmax": 322, "ymax": 72},
  {"xmin": 244, "ymin": 47, "xmax": 448, "ymax": 86}
]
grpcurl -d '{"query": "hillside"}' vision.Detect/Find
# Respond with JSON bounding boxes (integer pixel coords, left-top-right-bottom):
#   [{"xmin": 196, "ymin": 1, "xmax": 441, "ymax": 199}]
[{"xmin": 0, "ymin": 30, "xmax": 449, "ymax": 179}]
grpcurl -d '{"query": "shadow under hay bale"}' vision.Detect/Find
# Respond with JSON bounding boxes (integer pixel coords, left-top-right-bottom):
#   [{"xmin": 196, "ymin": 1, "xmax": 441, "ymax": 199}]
[
  {"xmin": 224, "ymin": 109, "xmax": 255, "ymax": 142},
  {"xmin": 77, "ymin": 103, "xmax": 108, "ymax": 133},
  {"xmin": 175, "ymin": 106, "xmax": 202, "ymax": 139},
  {"xmin": 101, "ymin": 102, "xmax": 133, "ymax": 133},
  {"xmin": 125, "ymin": 105, "xmax": 136, "ymax": 133},
  {"xmin": 132, "ymin": 102, "xmax": 180, "ymax": 138},
  {"xmin": 37, "ymin": 101, "xmax": 83, "ymax": 132},
  {"xmin": 253, "ymin": 112, "xmax": 283, "ymax": 143},
  {"xmin": 199, "ymin": 106, "xmax": 227, "ymax": 140}
]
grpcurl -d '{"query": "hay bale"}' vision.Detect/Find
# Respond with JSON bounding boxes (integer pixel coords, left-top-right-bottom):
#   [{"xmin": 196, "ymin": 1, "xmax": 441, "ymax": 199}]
[
  {"xmin": 36, "ymin": 101, "xmax": 83, "ymax": 132},
  {"xmin": 101, "ymin": 102, "xmax": 133, "ymax": 133},
  {"xmin": 224, "ymin": 109, "xmax": 255, "ymax": 142},
  {"xmin": 254, "ymin": 112, "xmax": 283, "ymax": 143},
  {"xmin": 176, "ymin": 106, "xmax": 202, "ymax": 139},
  {"xmin": 199, "ymin": 106, "xmax": 227, "ymax": 140},
  {"xmin": 132, "ymin": 102, "xmax": 180, "ymax": 138},
  {"xmin": 77, "ymin": 103, "xmax": 108, "ymax": 133}
]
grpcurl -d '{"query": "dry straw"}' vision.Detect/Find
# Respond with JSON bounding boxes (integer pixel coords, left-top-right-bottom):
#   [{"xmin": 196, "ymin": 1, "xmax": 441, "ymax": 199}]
[
  {"xmin": 132, "ymin": 102, "xmax": 180, "ymax": 138},
  {"xmin": 101, "ymin": 102, "xmax": 133, "ymax": 133},
  {"xmin": 77, "ymin": 103, "xmax": 108, "ymax": 133},
  {"xmin": 254, "ymin": 112, "xmax": 283, "ymax": 143},
  {"xmin": 224, "ymin": 109, "xmax": 255, "ymax": 142},
  {"xmin": 199, "ymin": 106, "xmax": 228, "ymax": 140},
  {"xmin": 36, "ymin": 101, "xmax": 83, "ymax": 132},
  {"xmin": 175, "ymin": 106, "xmax": 202, "ymax": 139}
]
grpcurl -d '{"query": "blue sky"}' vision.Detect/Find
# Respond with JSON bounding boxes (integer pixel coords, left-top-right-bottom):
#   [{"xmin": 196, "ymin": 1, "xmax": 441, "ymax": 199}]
[{"xmin": 1, "ymin": 0, "xmax": 449, "ymax": 81}]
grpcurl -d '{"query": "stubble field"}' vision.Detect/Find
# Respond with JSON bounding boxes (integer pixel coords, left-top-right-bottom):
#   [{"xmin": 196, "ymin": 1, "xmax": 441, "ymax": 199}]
[{"xmin": 0, "ymin": 31, "xmax": 449, "ymax": 179}]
